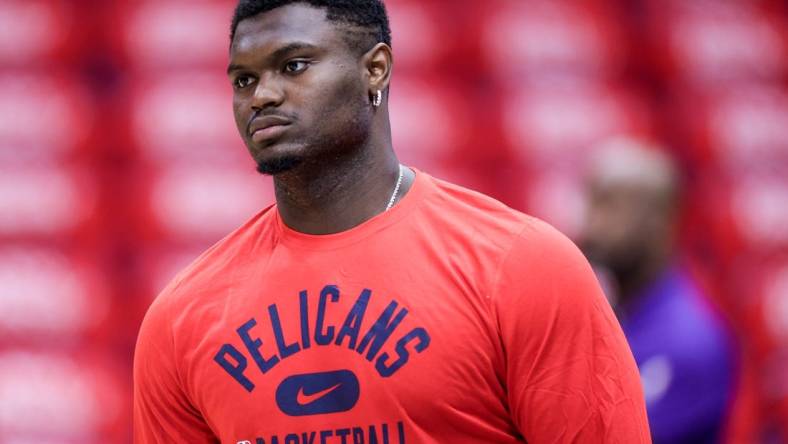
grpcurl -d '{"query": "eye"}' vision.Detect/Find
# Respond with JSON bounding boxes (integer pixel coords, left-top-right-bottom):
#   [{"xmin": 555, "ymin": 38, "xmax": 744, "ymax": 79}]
[
  {"xmin": 232, "ymin": 75, "xmax": 255, "ymax": 89},
  {"xmin": 284, "ymin": 60, "xmax": 310, "ymax": 74}
]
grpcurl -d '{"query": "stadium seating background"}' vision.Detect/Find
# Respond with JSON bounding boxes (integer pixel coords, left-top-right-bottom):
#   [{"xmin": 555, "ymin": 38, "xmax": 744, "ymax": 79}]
[{"xmin": 1, "ymin": 0, "xmax": 787, "ymax": 442}]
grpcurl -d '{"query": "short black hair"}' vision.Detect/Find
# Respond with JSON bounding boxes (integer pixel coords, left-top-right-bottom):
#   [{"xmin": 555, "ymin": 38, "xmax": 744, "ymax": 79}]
[{"xmin": 230, "ymin": 0, "xmax": 392, "ymax": 54}]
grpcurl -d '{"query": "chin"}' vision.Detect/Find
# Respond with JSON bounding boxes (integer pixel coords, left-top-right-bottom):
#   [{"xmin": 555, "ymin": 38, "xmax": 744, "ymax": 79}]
[
  {"xmin": 256, "ymin": 154, "xmax": 304, "ymax": 175},
  {"xmin": 248, "ymin": 139, "xmax": 308, "ymax": 176}
]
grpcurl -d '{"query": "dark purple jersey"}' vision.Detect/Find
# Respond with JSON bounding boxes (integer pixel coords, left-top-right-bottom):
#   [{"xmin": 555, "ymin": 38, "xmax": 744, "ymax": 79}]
[{"xmin": 622, "ymin": 265, "xmax": 738, "ymax": 444}]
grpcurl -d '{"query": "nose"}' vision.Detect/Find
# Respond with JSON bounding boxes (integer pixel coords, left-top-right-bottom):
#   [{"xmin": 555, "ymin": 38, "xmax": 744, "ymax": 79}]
[{"xmin": 251, "ymin": 76, "xmax": 284, "ymax": 110}]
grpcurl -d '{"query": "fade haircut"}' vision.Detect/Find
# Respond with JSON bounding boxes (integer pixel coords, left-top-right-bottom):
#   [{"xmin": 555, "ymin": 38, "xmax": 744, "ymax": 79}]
[{"xmin": 230, "ymin": 0, "xmax": 392, "ymax": 55}]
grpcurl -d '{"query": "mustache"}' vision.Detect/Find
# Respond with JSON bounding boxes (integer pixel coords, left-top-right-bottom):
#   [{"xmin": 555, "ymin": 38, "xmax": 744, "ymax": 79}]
[{"xmin": 246, "ymin": 110, "xmax": 297, "ymax": 133}]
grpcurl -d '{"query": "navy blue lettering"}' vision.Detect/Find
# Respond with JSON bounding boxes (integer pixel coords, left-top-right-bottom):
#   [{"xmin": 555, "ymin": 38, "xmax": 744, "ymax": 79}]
[
  {"xmin": 381, "ymin": 424, "xmax": 389, "ymax": 444},
  {"xmin": 237, "ymin": 318, "xmax": 280, "ymax": 374},
  {"xmin": 300, "ymin": 290, "xmax": 311, "ymax": 350},
  {"xmin": 247, "ymin": 423, "xmax": 404, "ymax": 444},
  {"xmin": 213, "ymin": 344, "xmax": 255, "ymax": 392},
  {"xmin": 336, "ymin": 428, "xmax": 351, "ymax": 444},
  {"xmin": 315, "ymin": 285, "xmax": 339, "ymax": 345},
  {"xmin": 356, "ymin": 301, "xmax": 408, "ymax": 361},
  {"xmin": 352, "ymin": 427, "xmax": 365, "ymax": 444},
  {"xmin": 376, "ymin": 327, "xmax": 431, "ymax": 377},
  {"xmin": 269, "ymin": 304, "xmax": 300, "ymax": 359},
  {"xmin": 335, "ymin": 289, "xmax": 371, "ymax": 349}
]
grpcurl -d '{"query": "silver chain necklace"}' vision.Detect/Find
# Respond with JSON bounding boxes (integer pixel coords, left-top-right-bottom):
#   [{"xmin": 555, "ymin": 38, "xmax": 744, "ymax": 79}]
[{"xmin": 385, "ymin": 164, "xmax": 404, "ymax": 212}]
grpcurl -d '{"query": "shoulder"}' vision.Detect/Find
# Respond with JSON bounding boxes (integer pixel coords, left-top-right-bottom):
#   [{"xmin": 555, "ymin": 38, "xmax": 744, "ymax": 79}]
[
  {"xmin": 491, "ymin": 210, "xmax": 591, "ymax": 291},
  {"xmin": 420, "ymin": 174, "xmax": 529, "ymax": 227},
  {"xmin": 416, "ymin": 173, "xmax": 577, "ymax": 273},
  {"xmin": 417, "ymin": 172, "xmax": 592, "ymax": 298},
  {"xmin": 495, "ymin": 225, "xmax": 600, "ymax": 305},
  {"xmin": 417, "ymin": 172, "xmax": 589, "ymax": 272},
  {"xmin": 421, "ymin": 173, "xmax": 576, "ymax": 246},
  {"xmin": 487, "ymin": 211, "xmax": 604, "ymax": 319},
  {"xmin": 416, "ymin": 173, "xmax": 540, "ymax": 249},
  {"xmin": 148, "ymin": 203, "xmax": 278, "ymax": 315}
]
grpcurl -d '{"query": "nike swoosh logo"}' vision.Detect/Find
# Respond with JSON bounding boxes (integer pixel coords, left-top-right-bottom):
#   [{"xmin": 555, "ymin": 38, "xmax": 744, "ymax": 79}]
[
  {"xmin": 296, "ymin": 383, "xmax": 342, "ymax": 405},
  {"xmin": 276, "ymin": 370, "xmax": 359, "ymax": 416}
]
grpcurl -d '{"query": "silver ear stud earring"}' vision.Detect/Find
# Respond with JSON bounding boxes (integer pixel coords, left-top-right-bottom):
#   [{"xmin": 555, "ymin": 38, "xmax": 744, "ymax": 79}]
[{"xmin": 372, "ymin": 90, "xmax": 382, "ymax": 107}]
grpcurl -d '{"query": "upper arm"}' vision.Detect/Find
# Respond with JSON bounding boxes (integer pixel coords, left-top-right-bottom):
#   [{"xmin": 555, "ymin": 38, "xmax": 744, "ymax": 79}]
[
  {"xmin": 493, "ymin": 220, "xmax": 651, "ymax": 443},
  {"xmin": 133, "ymin": 297, "xmax": 218, "ymax": 444}
]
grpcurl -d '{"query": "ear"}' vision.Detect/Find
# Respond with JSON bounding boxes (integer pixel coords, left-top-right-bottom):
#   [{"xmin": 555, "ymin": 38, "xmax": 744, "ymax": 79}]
[{"xmin": 361, "ymin": 42, "xmax": 393, "ymax": 96}]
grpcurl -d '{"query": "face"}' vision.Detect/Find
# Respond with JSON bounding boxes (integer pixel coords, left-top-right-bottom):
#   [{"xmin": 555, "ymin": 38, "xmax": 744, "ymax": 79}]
[
  {"xmin": 581, "ymin": 181, "xmax": 665, "ymax": 275},
  {"xmin": 228, "ymin": 4, "xmax": 375, "ymax": 175}
]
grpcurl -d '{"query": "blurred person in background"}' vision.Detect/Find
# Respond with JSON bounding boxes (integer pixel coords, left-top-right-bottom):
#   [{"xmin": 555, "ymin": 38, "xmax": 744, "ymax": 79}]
[
  {"xmin": 132, "ymin": 0, "xmax": 651, "ymax": 442},
  {"xmin": 581, "ymin": 138, "xmax": 738, "ymax": 444}
]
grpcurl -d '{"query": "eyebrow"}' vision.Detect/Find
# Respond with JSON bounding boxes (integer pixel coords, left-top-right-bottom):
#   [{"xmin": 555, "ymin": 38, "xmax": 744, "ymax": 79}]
[{"xmin": 227, "ymin": 42, "xmax": 320, "ymax": 74}]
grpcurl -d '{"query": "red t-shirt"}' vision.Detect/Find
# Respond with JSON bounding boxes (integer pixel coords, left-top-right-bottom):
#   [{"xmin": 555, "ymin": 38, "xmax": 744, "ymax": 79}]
[{"xmin": 133, "ymin": 170, "xmax": 650, "ymax": 443}]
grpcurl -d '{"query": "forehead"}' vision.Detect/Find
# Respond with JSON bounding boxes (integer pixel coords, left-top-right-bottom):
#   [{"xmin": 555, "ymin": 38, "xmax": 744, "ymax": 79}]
[{"xmin": 231, "ymin": 4, "xmax": 344, "ymax": 57}]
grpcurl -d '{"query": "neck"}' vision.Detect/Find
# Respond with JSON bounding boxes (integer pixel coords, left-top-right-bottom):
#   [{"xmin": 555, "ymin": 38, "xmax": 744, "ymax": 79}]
[
  {"xmin": 616, "ymin": 249, "xmax": 671, "ymax": 310},
  {"xmin": 273, "ymin": 140, "xmax": 404, "ymax": 235}
]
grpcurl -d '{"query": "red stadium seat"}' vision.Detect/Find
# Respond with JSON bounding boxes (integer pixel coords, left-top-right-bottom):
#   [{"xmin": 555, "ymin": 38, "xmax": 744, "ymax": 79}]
[
  {"xmin": 495, "ymin": 82, "xmax": 655, "ymax": 238},
  {"xmin": 728, "ymin": 256, "xmax": 788, "ymax": 442},
  {"xmin": 524, "ymin": 171, "xmax": 588, "ymax": 240},
  {"xmin": 0, "ymin": 349, "xmax": 126, "ymax": 442},
  {"xmin": 0, "ymin": 0, "xmax": 78, "ymax": 67},
  {"xmin": 500, "ymin": 83, "xmax": 654, "ymax": 167},
  {"xmin": 729, "ymin": 177, "xmax": 788, "ymax": 251},
  {"xmin": 128, "ymin": 72, "xmax": 247, "ymax": 166},
  {"xmin": 704, "ymin": 86, "xmax": 788, "ymax": 174},
  {"xmin": 109, "ymin": 0, "xmax": 237, "ymax": 70},
  {"xmin": 0, "ymin": 246, "xmax": 110, "ymax": 347},
  {"xmin": 138, "ymin": 243, "xmax": 214, "ymax": 303},
  {"xmin": 644, "ymin": 0, "xmax": 788, "ymax": 88},
  {"xmin": 763, "ymin": 263, "xmax": 788, "ymax": 345},
  {"xmin": 385, "ymin": 0, "xmax": 461, "ymax": 75},
  {"xmin": 0, "ymin": 166, "xmax": 98, "ymax": 240},
  {"xmin": 476, "ymin": 0, "xmax": 629, "ymax": 84},
  {"xmin": 145, "ymin": 164, "xmax": 273, "ymax": 242},
  {"xmin": 0, "ymin": 74, "xmax": 93, "ymax": 162},
  {"xmin": 673, "ymin": 85, "xmax": 788, "ymax": 252},
  {"xmin": 389, "ymin": 74, "xmax": 473, "ymax": 167}
]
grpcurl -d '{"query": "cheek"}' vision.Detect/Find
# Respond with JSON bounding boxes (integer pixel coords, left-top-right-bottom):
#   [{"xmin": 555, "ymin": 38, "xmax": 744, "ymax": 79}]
[
  {"xmin": 307, "ymin": 68, "xmax": 366, "ymax": 119},
  {"xmin": 232, "ymin": 97, "xmax": 249, "ymax": 132},
  {"xmin": 586, "ymin": 208, "xmax": 634, "ymax": 253},
  {"xmin": 585, "ymin": 206, "xmax": 616, "ymax": 240}
]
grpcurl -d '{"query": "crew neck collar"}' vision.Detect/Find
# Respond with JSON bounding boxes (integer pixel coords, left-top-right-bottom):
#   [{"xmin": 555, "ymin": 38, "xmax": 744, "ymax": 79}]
[{"xmin": 273, "ymin": 167, "xmax": 426, "ymax": 250}]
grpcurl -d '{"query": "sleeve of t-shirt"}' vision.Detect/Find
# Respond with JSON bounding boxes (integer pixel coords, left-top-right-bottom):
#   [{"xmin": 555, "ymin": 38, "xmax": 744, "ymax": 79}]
[
  {"xmin": 133, "ymin": 286, "xmax": 218, "ymax": 444},
  {"xmin": 492, "ymin": 220, "xmax": 651, "ymax": 443}
]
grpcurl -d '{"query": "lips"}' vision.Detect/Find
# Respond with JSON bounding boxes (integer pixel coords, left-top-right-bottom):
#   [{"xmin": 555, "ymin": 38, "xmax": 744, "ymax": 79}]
[{"xmin": 248, "ymin": 115, "xmax": 292, "ymax": 144}]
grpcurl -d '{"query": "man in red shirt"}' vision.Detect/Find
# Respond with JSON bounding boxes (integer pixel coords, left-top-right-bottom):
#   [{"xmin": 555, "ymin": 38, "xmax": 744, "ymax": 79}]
[{"xmin": 133, "ymin": 1, "xmax": 650, "ymax": 442}]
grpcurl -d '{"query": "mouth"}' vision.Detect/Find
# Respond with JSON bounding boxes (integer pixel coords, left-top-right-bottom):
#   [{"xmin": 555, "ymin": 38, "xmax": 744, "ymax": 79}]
[
  {"xmin": 251, "ymin": 123, "xmax": 291, "ymax": 144},
  {"xmin": 248, "ymin": 115, "xmax": 293, "ymax": 145}
]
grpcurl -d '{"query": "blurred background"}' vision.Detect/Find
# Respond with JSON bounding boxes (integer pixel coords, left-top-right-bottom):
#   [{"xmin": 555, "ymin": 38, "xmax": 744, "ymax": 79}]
[{"xmin": 1, "ymin": 0, "xmax": 787, "ymax": 442}]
